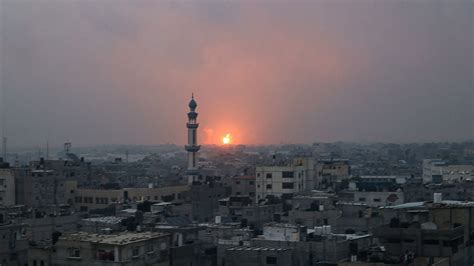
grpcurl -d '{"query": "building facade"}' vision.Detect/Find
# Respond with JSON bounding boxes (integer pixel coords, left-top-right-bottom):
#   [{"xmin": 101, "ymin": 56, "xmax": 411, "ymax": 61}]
[{"xmin": 256, "ymin": 158, "xmax": 315, "ymax": 202}]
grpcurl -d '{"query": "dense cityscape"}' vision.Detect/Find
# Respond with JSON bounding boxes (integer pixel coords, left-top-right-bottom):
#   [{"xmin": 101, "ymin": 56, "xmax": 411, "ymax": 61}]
[
  {"xmin": 0, "ymin": 96, "xmax": 473, "ymax": 265},
  {"xmin": 1, "ymin": 0, "xmax": 473, "ymax": 265}
]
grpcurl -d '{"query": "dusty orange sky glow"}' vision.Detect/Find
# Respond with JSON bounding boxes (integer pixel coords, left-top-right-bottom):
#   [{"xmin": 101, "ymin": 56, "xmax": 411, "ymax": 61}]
[{"xmin": 2, "ymin": 1, "xmax": 472, "ymax": 146}]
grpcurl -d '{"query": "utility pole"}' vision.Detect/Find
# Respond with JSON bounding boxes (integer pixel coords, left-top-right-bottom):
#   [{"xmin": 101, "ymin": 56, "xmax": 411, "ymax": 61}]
[{"xmin": 1, "ymin": 137, "xmax": 6, "ymax": 160}]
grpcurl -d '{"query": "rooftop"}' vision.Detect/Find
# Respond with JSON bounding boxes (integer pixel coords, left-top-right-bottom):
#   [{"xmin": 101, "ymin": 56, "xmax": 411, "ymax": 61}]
[
  {"xmin": 382, "ymin": 200, "xmax": 474, "ymax": 210},
  {"xmin": 264, "ymin": 222, "xmax": 304, "ymax": 229},
  {"xmin": 60, "ymin": 231, "xmax": 168, "ymax": 245},
  {"xmin": 227, "ymin": 246, "xmax": 289, "ymax": 252},
  {"xmin": 233, "ymin": 175, "xmax": 256, "ymax": 180},
  {"xmin": 82, "ymin": 216, "xmax": 123, "ymax": 224}
]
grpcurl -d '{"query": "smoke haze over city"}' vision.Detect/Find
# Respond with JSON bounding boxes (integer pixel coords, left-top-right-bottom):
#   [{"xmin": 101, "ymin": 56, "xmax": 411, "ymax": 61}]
[{"xmin": 1, "ymin": 1, "xmax": 472, "ymax": 147}]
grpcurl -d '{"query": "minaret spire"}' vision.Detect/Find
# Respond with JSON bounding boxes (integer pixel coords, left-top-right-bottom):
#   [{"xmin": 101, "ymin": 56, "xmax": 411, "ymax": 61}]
[{"xmin": 185, "ymin": 94, "xmax": 200, "ymax": 185}]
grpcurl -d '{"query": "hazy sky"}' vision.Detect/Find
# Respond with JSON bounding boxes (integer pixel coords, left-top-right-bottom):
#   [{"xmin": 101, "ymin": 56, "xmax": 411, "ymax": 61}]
[{"xmin": 1, "ymin": 0, "xmax": 472, "ymax": 147}]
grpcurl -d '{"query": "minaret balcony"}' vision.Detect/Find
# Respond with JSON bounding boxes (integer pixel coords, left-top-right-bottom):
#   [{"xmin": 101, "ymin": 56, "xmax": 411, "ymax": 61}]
[
  {"xmin": 187, "ymin": 169, "xmax": 200, "ymax": 175},
  {"xmin": 186, "ymin": 123, "xmax": 199, "ymax": 129},
  {"xmin": 185, "ymin": 145, "xmax": 201, "ymax": 152}
]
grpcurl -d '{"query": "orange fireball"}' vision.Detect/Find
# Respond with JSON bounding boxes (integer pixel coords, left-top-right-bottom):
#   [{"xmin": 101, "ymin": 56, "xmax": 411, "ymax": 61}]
[{"xmin": 222, "ymin": 133, "xmax": 231, "ymax": 145}]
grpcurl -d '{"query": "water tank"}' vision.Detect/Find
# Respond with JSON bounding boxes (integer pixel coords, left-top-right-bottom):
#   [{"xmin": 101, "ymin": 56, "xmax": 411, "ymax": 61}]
[
  {"xmin": 319, "ymin": 205, "xmax": 324, "ymax": 211},
  {"xmin": 322, "ymin": 225, "xmax": 329, "ymax": 235},
  {"xmin": 434, "ymin": 193, "xmax": 442, "ymax": 203},
  {"xmin": 314, "ymin": 226, "xmax": 323, "ymax": 235},
  {"xmin": 148, "ymin": 183, "xmax": 154, "ymax": 189},
  {"xmin": 215, "ymin": 216, "xmax": 222, "ymax": 224}
]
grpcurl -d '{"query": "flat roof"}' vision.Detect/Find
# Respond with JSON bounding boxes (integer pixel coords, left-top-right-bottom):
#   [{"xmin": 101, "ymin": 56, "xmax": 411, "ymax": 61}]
[
  {"xmin": 82, "ymin": 216, "xmax": 122, "ymax": 224},
  {"xmin": 61, "ymin": 232, "xmax": 168, "ymax": 245},
  {"xmin": 227, "ymin": 246, "xmax": 289, "ymax": 252},
  {"xmin": 233, "ymin": 175, "xmax": 256, "ymax": 180},
  {"xmin": 382, "ymin": 200, "xmax": 474, "ymax": 210}
]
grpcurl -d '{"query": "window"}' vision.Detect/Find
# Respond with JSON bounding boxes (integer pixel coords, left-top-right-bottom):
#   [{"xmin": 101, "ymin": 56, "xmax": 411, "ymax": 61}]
[
  {"xmin": 282, "ymin": 171, "xmax": 294, "ymax": 178},
  {"xmin": 373, "ymin": 198, "xmax": 381, "ymax": 202},
  {"xmin": 249, "ymin": 181, "xmax": 254, "ymax": 185},
  {"xmin": 147, "ymin": 245, "xmax": 154, "ymax": 253},
  {"xmin": 40, "ymin": 261, "xmax": 44, "ymax": 266},
  {"xmin": 422, "ymin": 239, "xmax": 439, "ymax": 245},
  {"xmin": 68, "ymin": 248, "xmax": 81, "ymax": 258},
  {"xmin": 266, "ymin": 256, "xmax": 277, "ymax": 264},
  {"xmin": 358, "ymin": 197, "xmax": 366, "ymax": 202},
  {"xmin": 266, "ymin": 184, "xmax": 272, "ymax": 189},
  {"xmin": 282, "ymin": 182, "xmax": 294, "ymax": 189},
  {"xmin": 235, "ymin": 181, "xmax": 241, "ymax": 185},
  {"xmin": 132, "ymin": 247, "xmax": 140, "ymax": 258},
  {"xmin": 266, "ymin": 173, "xmax": 272, "ymax": 179}
]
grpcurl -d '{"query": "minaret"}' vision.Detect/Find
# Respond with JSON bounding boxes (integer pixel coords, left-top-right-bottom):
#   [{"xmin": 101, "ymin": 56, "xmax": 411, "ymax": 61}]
[{"xmin": 185, "ymin": 94, "xmax": 200, "ymax": 184}]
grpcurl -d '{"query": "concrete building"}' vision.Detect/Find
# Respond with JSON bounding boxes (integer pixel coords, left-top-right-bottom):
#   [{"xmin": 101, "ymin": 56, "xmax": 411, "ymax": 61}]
[
  {"xmin": 231, "ymin": 175, "xmax": 256, "ymax": 200},
  {"xmin": 29, "ymin": 155, "xmax": 92, "ymax": 186},
  {"xmin": 73, "ymin": 185, "xmax": 188, "ymax": 211},
  {"xmin": 262, "ymin": 223, "xmax": 307, "ymax": 242},
  {"xmin": 27, "ymin": 212, "xmax": 79, "ymax": 243},
  {"xmin": 0, "ymin": 160, "xmax": 15, "ymax": 206},
  {"xmin": 0, "ymin": 207, "xmax": 28, "ymax": 266},
  {"xmin": 190, "ymin": 177, "xmax": 228, "ymax": 222},
  {"xmin": 252, "ymin": 224, "xmax": 372, "ymax": 265},
  {"xmin": 316, "ymin": 159, "xmax": 350, "ymax": 188},
  {"xmin": 256, "ymin": 158, "xmax": 315, "ymax": 202},
  {"xmin": 54, "ymin": 231, "xmax": 171, "ymax": 265},
  {"xmin": 423, "ymin": 159, "xmax": 474, "ymax": 183},
  {"xmin": 340, "ymin": 190, "xmax": 404, "ymax": 207},
  {"xmin": 375, "ymin": 199, "xmax": 474, "ymax": 265},
  {"xmin": 218, "ymin": 196, "xmax": 282, "ymax": 229},
  {"xmin": 223, "ymin": 246, "xmax": 292, "ymax": 266}
]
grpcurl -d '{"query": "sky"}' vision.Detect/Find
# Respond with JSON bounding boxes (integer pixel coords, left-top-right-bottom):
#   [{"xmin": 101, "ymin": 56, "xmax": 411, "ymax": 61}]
[{"xmin": 0, "ymin": 0, "xmax": 472, "ymax": 147}]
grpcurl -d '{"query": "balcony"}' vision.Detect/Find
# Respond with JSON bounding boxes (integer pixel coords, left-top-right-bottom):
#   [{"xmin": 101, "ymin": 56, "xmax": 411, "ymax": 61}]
[{"xmin": 185, "ymin": 145, "xmax": 201, "ymax": 152}]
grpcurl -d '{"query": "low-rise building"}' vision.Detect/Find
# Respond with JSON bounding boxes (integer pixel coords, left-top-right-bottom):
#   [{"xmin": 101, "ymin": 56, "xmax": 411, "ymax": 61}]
[
  {"xmin": 54, "ymin": 231, "xmax": 171, "ymax": 265},
  {"xmin": 223, "ymin": 246, "xmax": 292, "ymax": 266},
  {"xmin": 0, "ymin": 207, "xmax": 28, "ymax": 266},
  {"xmin": 316, "ymin": 159, "xmax": 350, "ymax": 188},
  {"xmin": 231, "ymin": 175, "xmax": 256, "ymax": 200}
]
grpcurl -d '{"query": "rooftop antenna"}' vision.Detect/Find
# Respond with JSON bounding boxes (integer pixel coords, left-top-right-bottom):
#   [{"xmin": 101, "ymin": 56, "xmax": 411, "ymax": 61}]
[
  {"xmin": 1, "ymin": 137, "xmax": 6, "ymax": 161},
  {"xmin": 64, "ymin": 142, "xmax": 71, "ymax": 153},
  {"xmin": 46, "ymin": 141, "xmax": 50, "ymax": 160}
]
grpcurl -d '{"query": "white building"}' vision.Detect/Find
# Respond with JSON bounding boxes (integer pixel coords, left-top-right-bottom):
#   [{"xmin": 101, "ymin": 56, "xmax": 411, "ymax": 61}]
[
  {"xmin": 422, "ymin": 159, "xmax": 474, "ymax": 183},
  {"xmin": 256, "ymin": 158, "xmax": 315, "ymax": 201},
  {"xmin": 262, "ymin": 223, "xmax": 306, "ymax": 242}
]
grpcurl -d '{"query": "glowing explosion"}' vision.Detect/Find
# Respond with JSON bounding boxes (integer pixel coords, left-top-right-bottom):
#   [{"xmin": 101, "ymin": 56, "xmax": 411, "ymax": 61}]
[{"xmin": 222, "ymin": 133, "xmax": 231, "ymax": 145}]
